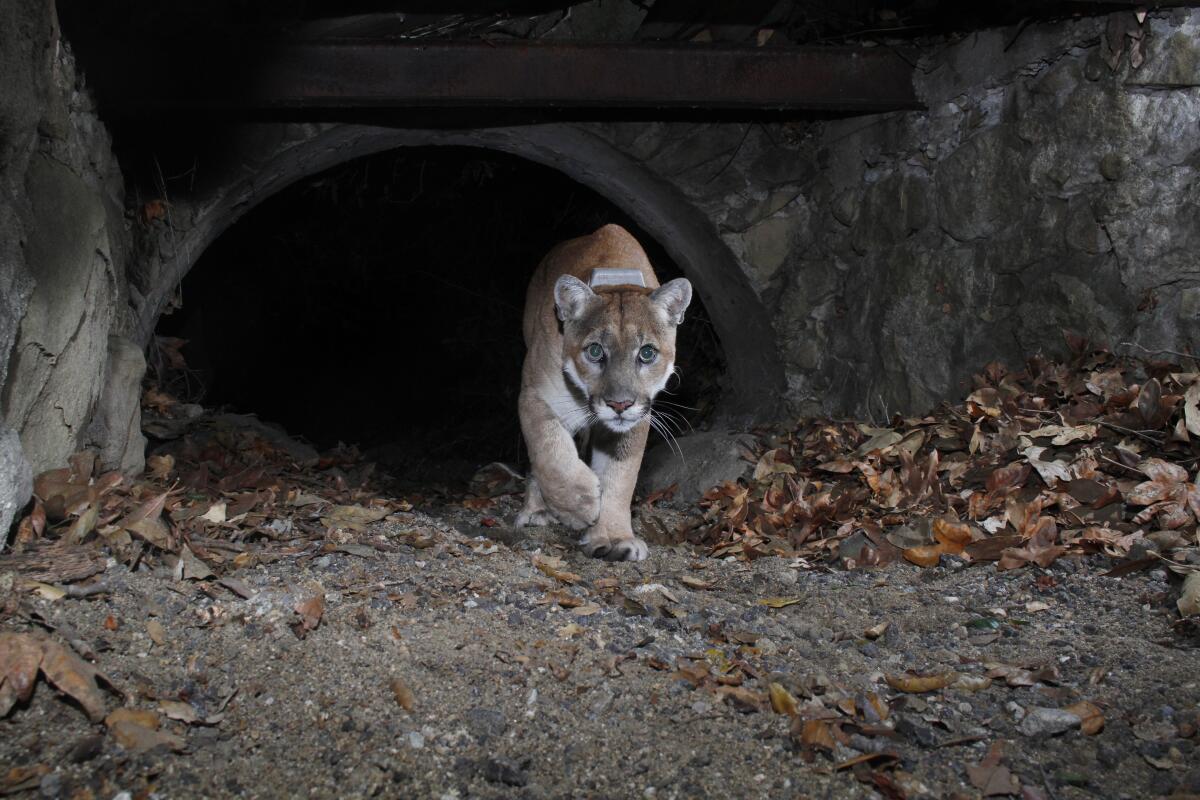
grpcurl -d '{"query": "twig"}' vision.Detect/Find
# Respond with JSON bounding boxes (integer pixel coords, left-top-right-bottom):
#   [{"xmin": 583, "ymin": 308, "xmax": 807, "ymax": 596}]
[
  {"xmin": 1099, "ymin": 454, "xmax": 1147, "ymax": 476},
  {"xmin": 1120, "ymin": 341, "xmax": 1197, "ymax": 362},
  {"xmin": 1098, "ymin": 421, "xmax": 1163, "ymax": 444},
  {"xmin": 1039, "ymin": 763, "xmax": 1059, "ymax": 800},
  {"xmin": 705, "ymin": 122, "xmax": 754, "ymax": 185},
  {"xmin": 58, "ymin": 579, "xmax": 115, "ymax": 598}
]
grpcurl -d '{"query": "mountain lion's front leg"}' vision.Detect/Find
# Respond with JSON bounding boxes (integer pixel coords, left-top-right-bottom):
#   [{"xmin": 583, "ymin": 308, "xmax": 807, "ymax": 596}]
[
  {"xmin": 518, "ymin": 390, "xmax": 600, "ymax": 530},
  {"xmin": 579, "ymin": 423, "xmax": 649, "ymax": 562}
]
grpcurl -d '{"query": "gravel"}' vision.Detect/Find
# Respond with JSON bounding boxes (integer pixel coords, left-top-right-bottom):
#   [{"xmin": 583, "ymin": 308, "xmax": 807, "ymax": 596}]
[{"xmin": 0, "ymin": 495, "xmax": 1197, "ymax": 799}]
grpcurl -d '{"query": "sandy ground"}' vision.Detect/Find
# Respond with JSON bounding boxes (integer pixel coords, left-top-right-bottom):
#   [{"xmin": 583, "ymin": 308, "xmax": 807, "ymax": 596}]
[{"xmin": 2, "ymin": 491, "xmax": 1198, "ymax": 800}]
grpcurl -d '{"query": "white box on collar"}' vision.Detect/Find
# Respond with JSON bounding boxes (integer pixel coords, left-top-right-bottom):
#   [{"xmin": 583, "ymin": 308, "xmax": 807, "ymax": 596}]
[{"xmin": 589, "ymin": 268, "xmax": 647, "ymax": 289}]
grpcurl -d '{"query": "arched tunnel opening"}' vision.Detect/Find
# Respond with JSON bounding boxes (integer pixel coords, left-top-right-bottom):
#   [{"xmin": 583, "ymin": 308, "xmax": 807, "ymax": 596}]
[{"xmin": 153, "ymin": 145, "xmax": 727, "ymax": 485}]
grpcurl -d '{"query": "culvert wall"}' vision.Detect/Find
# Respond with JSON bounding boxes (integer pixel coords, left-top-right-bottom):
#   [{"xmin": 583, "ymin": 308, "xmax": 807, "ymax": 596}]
[{"xmin": 4, "ymin": 6, "xmax": 1200, "ymax": 533}]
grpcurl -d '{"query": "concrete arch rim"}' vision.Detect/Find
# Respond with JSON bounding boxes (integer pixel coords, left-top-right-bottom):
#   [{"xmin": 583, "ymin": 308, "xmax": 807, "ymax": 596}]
[{"xmin": 140, "ymin": 122, "xmax": 785, "ymax": 420}]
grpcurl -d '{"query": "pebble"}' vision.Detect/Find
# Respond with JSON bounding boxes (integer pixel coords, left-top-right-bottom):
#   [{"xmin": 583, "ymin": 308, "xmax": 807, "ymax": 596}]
[{"xmin": 1018, "ymin": 707, "xmax": 1081, "ymax": 738}]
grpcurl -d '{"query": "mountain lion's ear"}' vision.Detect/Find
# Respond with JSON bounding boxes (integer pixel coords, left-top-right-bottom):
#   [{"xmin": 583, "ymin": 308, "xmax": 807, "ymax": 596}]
[
  {"xmin": 650, "ymin": 278, "xmax": 692, "ymax": 326},
  {"xmin": 554, "ymin": 275, "xmax": 596, "ymax": 322}
]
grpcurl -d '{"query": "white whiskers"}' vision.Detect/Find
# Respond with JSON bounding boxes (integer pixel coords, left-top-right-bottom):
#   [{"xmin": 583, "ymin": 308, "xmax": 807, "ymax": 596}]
[{"xmin": 648, "ymin": 409, "xmax": 685, "ymax": 462}]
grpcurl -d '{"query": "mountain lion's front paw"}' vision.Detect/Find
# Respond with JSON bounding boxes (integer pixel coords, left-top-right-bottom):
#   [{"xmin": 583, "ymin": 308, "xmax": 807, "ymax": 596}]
[
  {"xmin": 579, "ymin": 527, "xmax": 648, "ymax": 562},
  {"xmin": 543, "ymin": 468, "xmax": 600, "ymax": 531}
]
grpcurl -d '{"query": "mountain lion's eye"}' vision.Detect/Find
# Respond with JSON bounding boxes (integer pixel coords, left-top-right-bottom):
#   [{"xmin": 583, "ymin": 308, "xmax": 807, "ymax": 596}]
[
  {"xmin": 638, "ymin": 345, "xmax": 658, "ymax": 364},
  {"xmin": 584, "ymin": 343, "xmax": 605, "ymax": 362}
]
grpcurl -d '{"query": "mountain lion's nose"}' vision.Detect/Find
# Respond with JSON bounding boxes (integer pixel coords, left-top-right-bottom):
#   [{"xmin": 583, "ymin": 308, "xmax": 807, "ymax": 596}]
[{"xmin": 606, "ymin": 399, "xmax": 634, "ymax": 414}]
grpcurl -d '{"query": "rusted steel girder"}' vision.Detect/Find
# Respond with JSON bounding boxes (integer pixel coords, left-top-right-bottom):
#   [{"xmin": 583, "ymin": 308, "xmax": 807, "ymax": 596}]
[{"xmin": 120, "ymin": 41, "xmax": 921, "ymax": 113}]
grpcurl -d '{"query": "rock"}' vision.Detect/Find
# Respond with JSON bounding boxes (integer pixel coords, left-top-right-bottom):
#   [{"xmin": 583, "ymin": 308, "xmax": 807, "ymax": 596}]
[
  {"xmin": 1099, "ymin": 152, "xmax": 1127, "ymax": 181},
  {"xmin": 0, "ymin": 426, "xmax": 31, "ymax": 538},
  {"xmin": 851, "ymin": 171, "xmax": 933, "ymax": 253},
  {"xmin": 637, "ymin": 430, "xmax": 755, "ymax": 503},
  {"xmin": 85, "ymin": 335, "xmax": 147, "ymax": 475},
  {"xmin": 67, "ymin": 734, "xmax": 104, "ymax": 763},
  {"xmin": 465, "ymin": 708, "xmax": 507, "ymax": 741},
  {"xmin": 479, "ymin": 757, "xmax": 528, "ymax": 787},
  {"xmin": 935, "ymin": 125, "xmax": 1026, "ymax": 241},
  {"xmin": 741, "ymin": 211, "xmax": 804, "ymax": 288},
  {"xmin": 1018, "ymin": 706, "xmax": 1082, "ymax": 738},
  {"xmin": 4, "ymin": 153, "xmax": 120, "ymax": 475}
]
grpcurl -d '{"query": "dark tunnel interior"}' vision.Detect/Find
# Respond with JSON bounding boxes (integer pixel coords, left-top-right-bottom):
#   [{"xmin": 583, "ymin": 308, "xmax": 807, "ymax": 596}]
[{"xmin": 154, "ymin": 146, "xmax": 726, "ymax": 483}]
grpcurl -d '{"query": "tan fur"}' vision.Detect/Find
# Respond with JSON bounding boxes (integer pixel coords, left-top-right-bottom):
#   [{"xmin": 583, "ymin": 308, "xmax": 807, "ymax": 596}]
[{"xmin": 516, "ymin": 224, "xmax": 691, "ymax": 562}]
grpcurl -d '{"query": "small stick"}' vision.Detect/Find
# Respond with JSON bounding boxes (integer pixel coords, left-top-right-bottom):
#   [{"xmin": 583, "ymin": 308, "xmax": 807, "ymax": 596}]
[
  {"xmin": 1098, "ymin": 421, "xmax": 1163, "ymax": 444},
  {"xmin": 1119, "ymin": 341, "xmax": 1197, "ymax": 362}
]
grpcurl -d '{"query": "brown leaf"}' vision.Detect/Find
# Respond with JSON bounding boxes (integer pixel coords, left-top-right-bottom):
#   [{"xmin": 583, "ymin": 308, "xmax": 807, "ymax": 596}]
[
  {"xmin": 1, "ymin": 765, "xmax": 51, "ymax": 794},
  {"xmin": 884, "ymin": 671, "xmax": 957, "ymax": 693},
  {"xmin": 292, "ymin": 587, "xmax": 326, "ymax": 638},
  {"xmin": 146, "ymin": 454, "xmax": 175, "ymax": 480},
  {"xmin": 796, "ymin": 718, "xmax": 836, "ymax": 750},
  {"xmin": 1178, "ymin": 572, "xmax": 1200, "ymax": 617},
  {"xmin": 679, "ymin": 575, "xmax": 715, "ymax": 590},
  {"xmin": 106, "ymin": 707, "xmax": 185, "ymax": 752},
  {"xmin": 389, "ymin": 677, "xmax": 416, "ymax": 712},
  {"xmin": 754, "ymin": 449, "xmax": 797, "ymax": 480},
  {"xmin": 0, "ymin": 633, "xmax": 43, "ymax": 714},
  {"xmin": 146, "ymin": 620, "xmax": 167, "ymax": 647},
  {"xmin": 116, "ymin": 491, "xmax": 172, "ymax": 550},
  {"xmin": 716, "ymin": 685, "xmax": 766, "ymax": 712},
  {"xmin": 757, "ymin": 596, "xmax": 802, "ymax": 608},
  {"xmin": 967, "ymin": 761, "xmax": 1021, "ymax": 796},
  {"xmin": 768, "ymin": 682, "xmax": 799, "ymax": 716},
  {"xmin": 532, "ymin": 554, "xmax": 581, "ymax": 584},
  {"xmin": 1064, "ymin": 701, "xmax": 1105, "ymax": 735},
  {"xmin": 902, "ymin": 544, "xmax": 942, "ymax": 568},
  {"xmin": 39, "ymin": 637, "xmax": 113, "ymax": 722},
  {"xmin": 932, "ymin": 518, "xmax": 972, "ymax": 554},
  {"xmin": 1184, "ymin": 381, "xmax": 1200, "ymax": 436},
  {"xmin": 321, "ymin": 504, "xmax": 389, "ymax": 531}
]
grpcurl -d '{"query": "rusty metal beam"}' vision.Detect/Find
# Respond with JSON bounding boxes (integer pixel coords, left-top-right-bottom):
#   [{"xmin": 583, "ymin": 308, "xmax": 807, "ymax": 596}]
[{"xmin": 112, "ymin": 41, "xmax": 921, "ymax": 113}]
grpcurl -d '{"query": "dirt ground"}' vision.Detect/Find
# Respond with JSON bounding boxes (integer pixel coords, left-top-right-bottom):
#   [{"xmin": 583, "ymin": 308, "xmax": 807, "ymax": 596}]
[{"xmin": 2, "ymin": 484, "xmax": 1198, "ymax": 800}]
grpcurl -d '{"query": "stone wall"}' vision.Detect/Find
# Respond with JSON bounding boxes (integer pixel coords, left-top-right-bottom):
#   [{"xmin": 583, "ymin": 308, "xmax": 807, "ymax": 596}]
[
  {"xmin": 6, "ymin": 3, "xmax": 1200, "ymax": 536},
  {"xmin": 588, "ymin": 9, "xmax": 1200, "ymax": 420},
  {"xmin": 0, "ymin": 0, "xmax": 137, "ymax": 534}
]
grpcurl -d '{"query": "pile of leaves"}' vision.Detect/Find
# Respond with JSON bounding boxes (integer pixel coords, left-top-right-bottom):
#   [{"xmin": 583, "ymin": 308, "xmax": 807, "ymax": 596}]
[
  {"xmin": 4, "ymin": 405, "xmax": 408, "ymax": 589},
  {"xmin": 680, "ymin": 337, "xmax": 1200, "ymax": 579}
]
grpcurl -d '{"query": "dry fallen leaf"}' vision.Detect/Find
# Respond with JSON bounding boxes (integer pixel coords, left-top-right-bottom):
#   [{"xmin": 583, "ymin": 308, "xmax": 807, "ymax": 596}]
[
  {"xmin": 146, "ymin": 620, "xmax": 167, "ymax": 647},
  {"xmin": 292, "ymin": 587, "xmax": 326, "ymax": 638},
  {"xmin": 863, "ymin": 622, "xmax": 890, "ymax": 640},
  {"xmin": 884, "ymin": 672, "xmax": 957, "ymax": 693},
  {"xmin": 0, "ymin": 633, "xmax": 44, "ymax": 717},
  {"xmin": 757, "ymin": 597, "xmax": 802, "ymax": 609},
  {"xmin": 39, "ymin": 637, "xmax": 115, "ymax": 722},
  {"xmin": 1064, "ymin": 700, "xmax": 1105, "ymax": 735},
  {"xmin": 768, "ymin": 682, "xmax": 799, "ymax": 716},
  {"xmin": 1, "ymin": 764, "xmax": 51, "ymax": 794},
  {"xmin": 390, "ymin": 677, "xmax": 416, "ymax": 712},
  {"xmin": 1178, "ymin": 572, "xmax": 1200, "ymax": 617},
  {"xmin": 321, "ymin": 504, "xmax": 389, "ymax": 531},
  {"xmin": 105, "ymin": 707, "xmax": 185, "ymax": 752},
  {"xmin": 158, "ymin": 699, "xmax": 199, "ymax": 724},
  {"xmin": 532, "ymin": 554, "xmax": 581, "ymax": 584},
  {"xmin": 679, "ymin": 575, "xmax": 715, "ymax": 590},
  {"xmin": 795, "ymin": 718, "xmax": 836, "ymax": 751},
  {"xmin": 902, "ymin": 544, "xmax": 942, "ymax": 568},
  {"xmin": 116, "ymin": 491, "xmax": 172, "ymax": 550}
]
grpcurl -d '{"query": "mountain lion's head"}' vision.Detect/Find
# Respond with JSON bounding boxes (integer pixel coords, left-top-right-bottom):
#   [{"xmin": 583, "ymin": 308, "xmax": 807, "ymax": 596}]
[{"xmin": 553, "ymin": 275, "xmax": 692, "ymax": 434}]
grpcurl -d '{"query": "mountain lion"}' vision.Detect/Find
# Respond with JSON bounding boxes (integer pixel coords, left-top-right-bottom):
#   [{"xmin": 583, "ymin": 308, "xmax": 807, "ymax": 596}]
[{"xmin": 516, "ymin": 224, "xmax": 691, "ymax": 562}]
